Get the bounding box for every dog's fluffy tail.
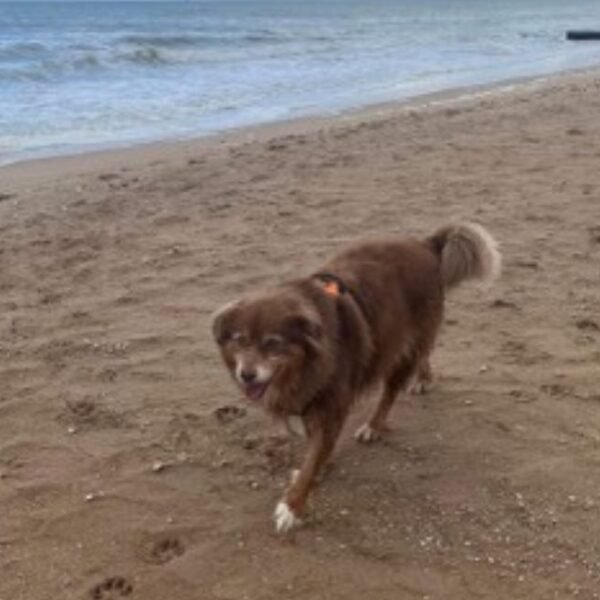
[427,222,501,289]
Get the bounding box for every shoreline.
[2,64,599,183]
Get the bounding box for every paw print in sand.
[213,404,246,424]
[149,536,185,565]
[89,576,133,599]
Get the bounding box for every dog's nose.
[240,368,257,384]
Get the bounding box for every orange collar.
[312,272,370,321]
[314,272,348,299]
[322,280,341,298]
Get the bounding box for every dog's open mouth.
[242,381,270,402]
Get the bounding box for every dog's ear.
[283,312,323,352]
[211,301,241,345]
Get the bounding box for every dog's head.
[211,290,327,413]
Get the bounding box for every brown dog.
[211,222,500,532]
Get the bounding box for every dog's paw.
[273,501,301,533]
[354,423,381,443]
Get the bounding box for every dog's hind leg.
[355,361,415,443]
[406,357,433,395]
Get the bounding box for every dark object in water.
[566,30,600,41]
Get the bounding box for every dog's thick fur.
[212,222,501,532]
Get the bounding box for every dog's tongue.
[244,382,267,402]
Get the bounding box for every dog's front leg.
[273,411,339,533]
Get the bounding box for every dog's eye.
[261,335,285,354]
[230,332,249,346]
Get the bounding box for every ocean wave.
[0,41,48,61]
[0,43,202,81]
[0,49,202,81]
[0,54,102,82]
[117,30,293,49]
[0,30,314,81]
[0,16,347,84]
[114,46,165,65]
[119,34,212,48]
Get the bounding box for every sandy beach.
[1,70,600,600]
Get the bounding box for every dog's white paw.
[354,423,381,443]
[274,501,301,533]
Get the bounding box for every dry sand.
[1,70,600,600]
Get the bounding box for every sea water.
[2,0,600,164]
